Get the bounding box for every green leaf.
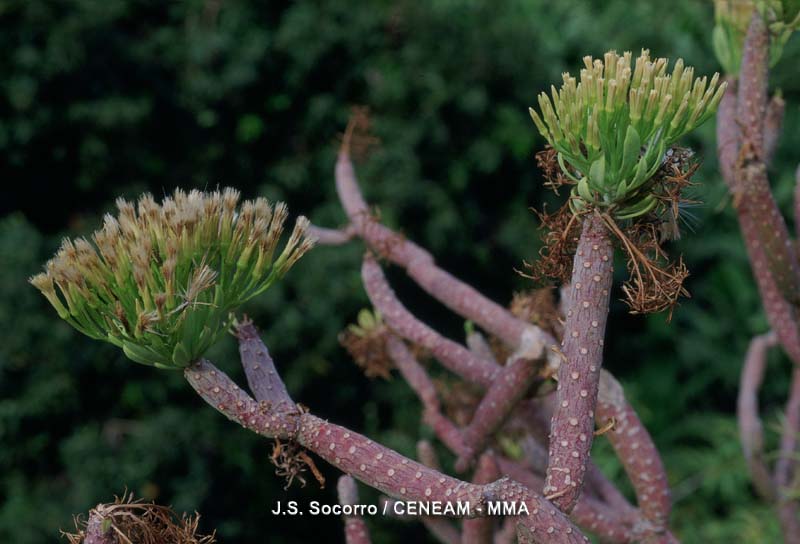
[621,125,642,179]
[588,156,606,189]
[577,177,594,203]
[615,194,658,219]
[631,154,652,189]
[172,341,193,367]
[122,341,162,367]
[616,180,629,200]
[557,152,582,182]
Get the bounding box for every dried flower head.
[30,188,315,369]
[529,49,725,219]
[339,308,392,379]
[509,288,563,339]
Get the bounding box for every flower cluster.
[30,189,315,368]
[529,49,726,219]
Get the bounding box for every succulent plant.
[30,188,314,369]
[529,49,726,219]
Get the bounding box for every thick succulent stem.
[362,253,499,386]
[389,332,642,542]
[237,319,293,406]
[763,95,785,167]
[719,14,800,544]
[737,16,769,158]
[338,476,372,544]
[717,80,800,366]
[364,254,551,471]
[514,397,640,522]
[496,456,635,544]
[336,475,372,544]
[717,78,740,189]
[795,164,800,241]
[736,208,800,365]
[336,147,552,353]
[467,330,499,364]
[463,453,501,544]
[456,357,543,471]
[735,14,800,306]
[544,213,613,513]
[332,126,674,539]
[185,356,588,542]
[596,371,672,536]
[414,441,464,544]
[308,223,356,246]
[385,334,470,456]
[776,368,800,544]
[738,332,778,501]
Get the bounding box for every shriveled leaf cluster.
[62,493,215,544]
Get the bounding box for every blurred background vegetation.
[1,0,798,542]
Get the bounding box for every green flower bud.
[529,49,725,219]
[30,189,315,369]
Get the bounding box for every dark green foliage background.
[1,1,798,542]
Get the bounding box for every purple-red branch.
[184,335,589,543]
[338,476,372,544]
[763,95,784,167]
[496,455,635,544]
[335,148,550,353]
[544,213,613,513]
[735,14,800,305]
[716,53,800,368]
[463,453,501,544]
[308,224,357,246]
[775,368,800,544]
[596,372,672,537]
[237,319,293,406]
[456,357,542,472]
[718,13,800,544]
[389,330,643,542]
[385,334,469,457]
[738,331,778,501]
[362,253,499,387]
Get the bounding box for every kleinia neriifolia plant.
[29,188,314,368]
[528,49,724,514]
[26,51,737,544]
